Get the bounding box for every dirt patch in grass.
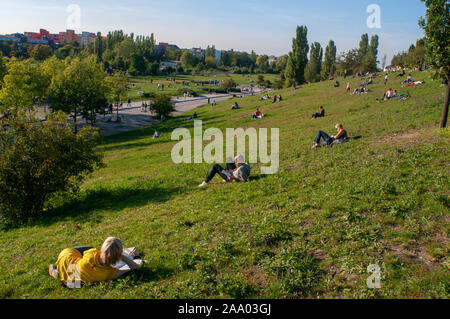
[242,265,269,290]
[383,241,439,270]
[377,126,439,148]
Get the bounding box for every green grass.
[0,71,449,299]
[127,73,279,101]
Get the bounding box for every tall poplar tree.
[321,40,337,80]
[285,26,309,86]
[304,42,323,83]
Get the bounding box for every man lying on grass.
[199,155,250,187]
[312,124,348,148]
[48,237,142,286]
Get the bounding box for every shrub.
[142,92,155,99]
[0,113,103,223]
[211,88,228,94]
[149,94,175,118]
[221,78,237,90]
[177,88,198,97]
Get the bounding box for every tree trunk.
[440,82,449,128]
[74,108,78,134]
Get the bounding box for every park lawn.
[0,71,448,299]
[127,73,280,102]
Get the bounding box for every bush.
[221,78,237,90]
[177,88,198,97]
[0,113,103,223]
[211,88,228,94]
[142,92,155,99]
[150,94,175,118]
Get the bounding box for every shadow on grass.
[32,185,183,228]
[249,175,268,182]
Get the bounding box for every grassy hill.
[0,71,448,299]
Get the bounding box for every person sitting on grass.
[198,155,250,187]
[231,102,239,110]
[48,237,142,285]
[385,88,395,100]
[334,81,340,88]
[312,124,348,148]
[252,108,265,119]
[402,74,414,84]
[312,106,325,119]
[153,129,160,139]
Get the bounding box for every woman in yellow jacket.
[48,237,141,285]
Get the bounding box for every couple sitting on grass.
[48,237,142,286]
[312,123,348,148]
[199,155,250,187]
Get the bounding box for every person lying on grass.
[312,106,325,119]
[402,80,425,88]
[199,155,250,187]
[48,237,142,285]
[251,109,265,119]
[312,124,348,148]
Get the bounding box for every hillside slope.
[0,71,448,299]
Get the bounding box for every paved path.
[37,87,270,137]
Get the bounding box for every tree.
[357,33,369,68]
[0,112,103,223]
[48,56,109,131]
[150,94,174,118]
[285,26,309,85]
[221,78,237,90]
[181,50,197,68]
[94,32,104,60]
[419,0,450,128]
[105,71,129,120]
[381,54,387,71]
[369,35,379,62]
[0,54,7,89]
[321,40,337,80]
[0,59,48,115]
[304,42,323,83]
[256,55,269,73]
[205,45,216,58]
[205,56,217,69]
[275,55,288,74]
[336,49,359,76]
[129,53,148,75]
[30,45,53,61]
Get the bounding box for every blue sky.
[0,0,427,63]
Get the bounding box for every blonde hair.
[336,124,343,129]
[235,155,245,164]
[100,237,123,266]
